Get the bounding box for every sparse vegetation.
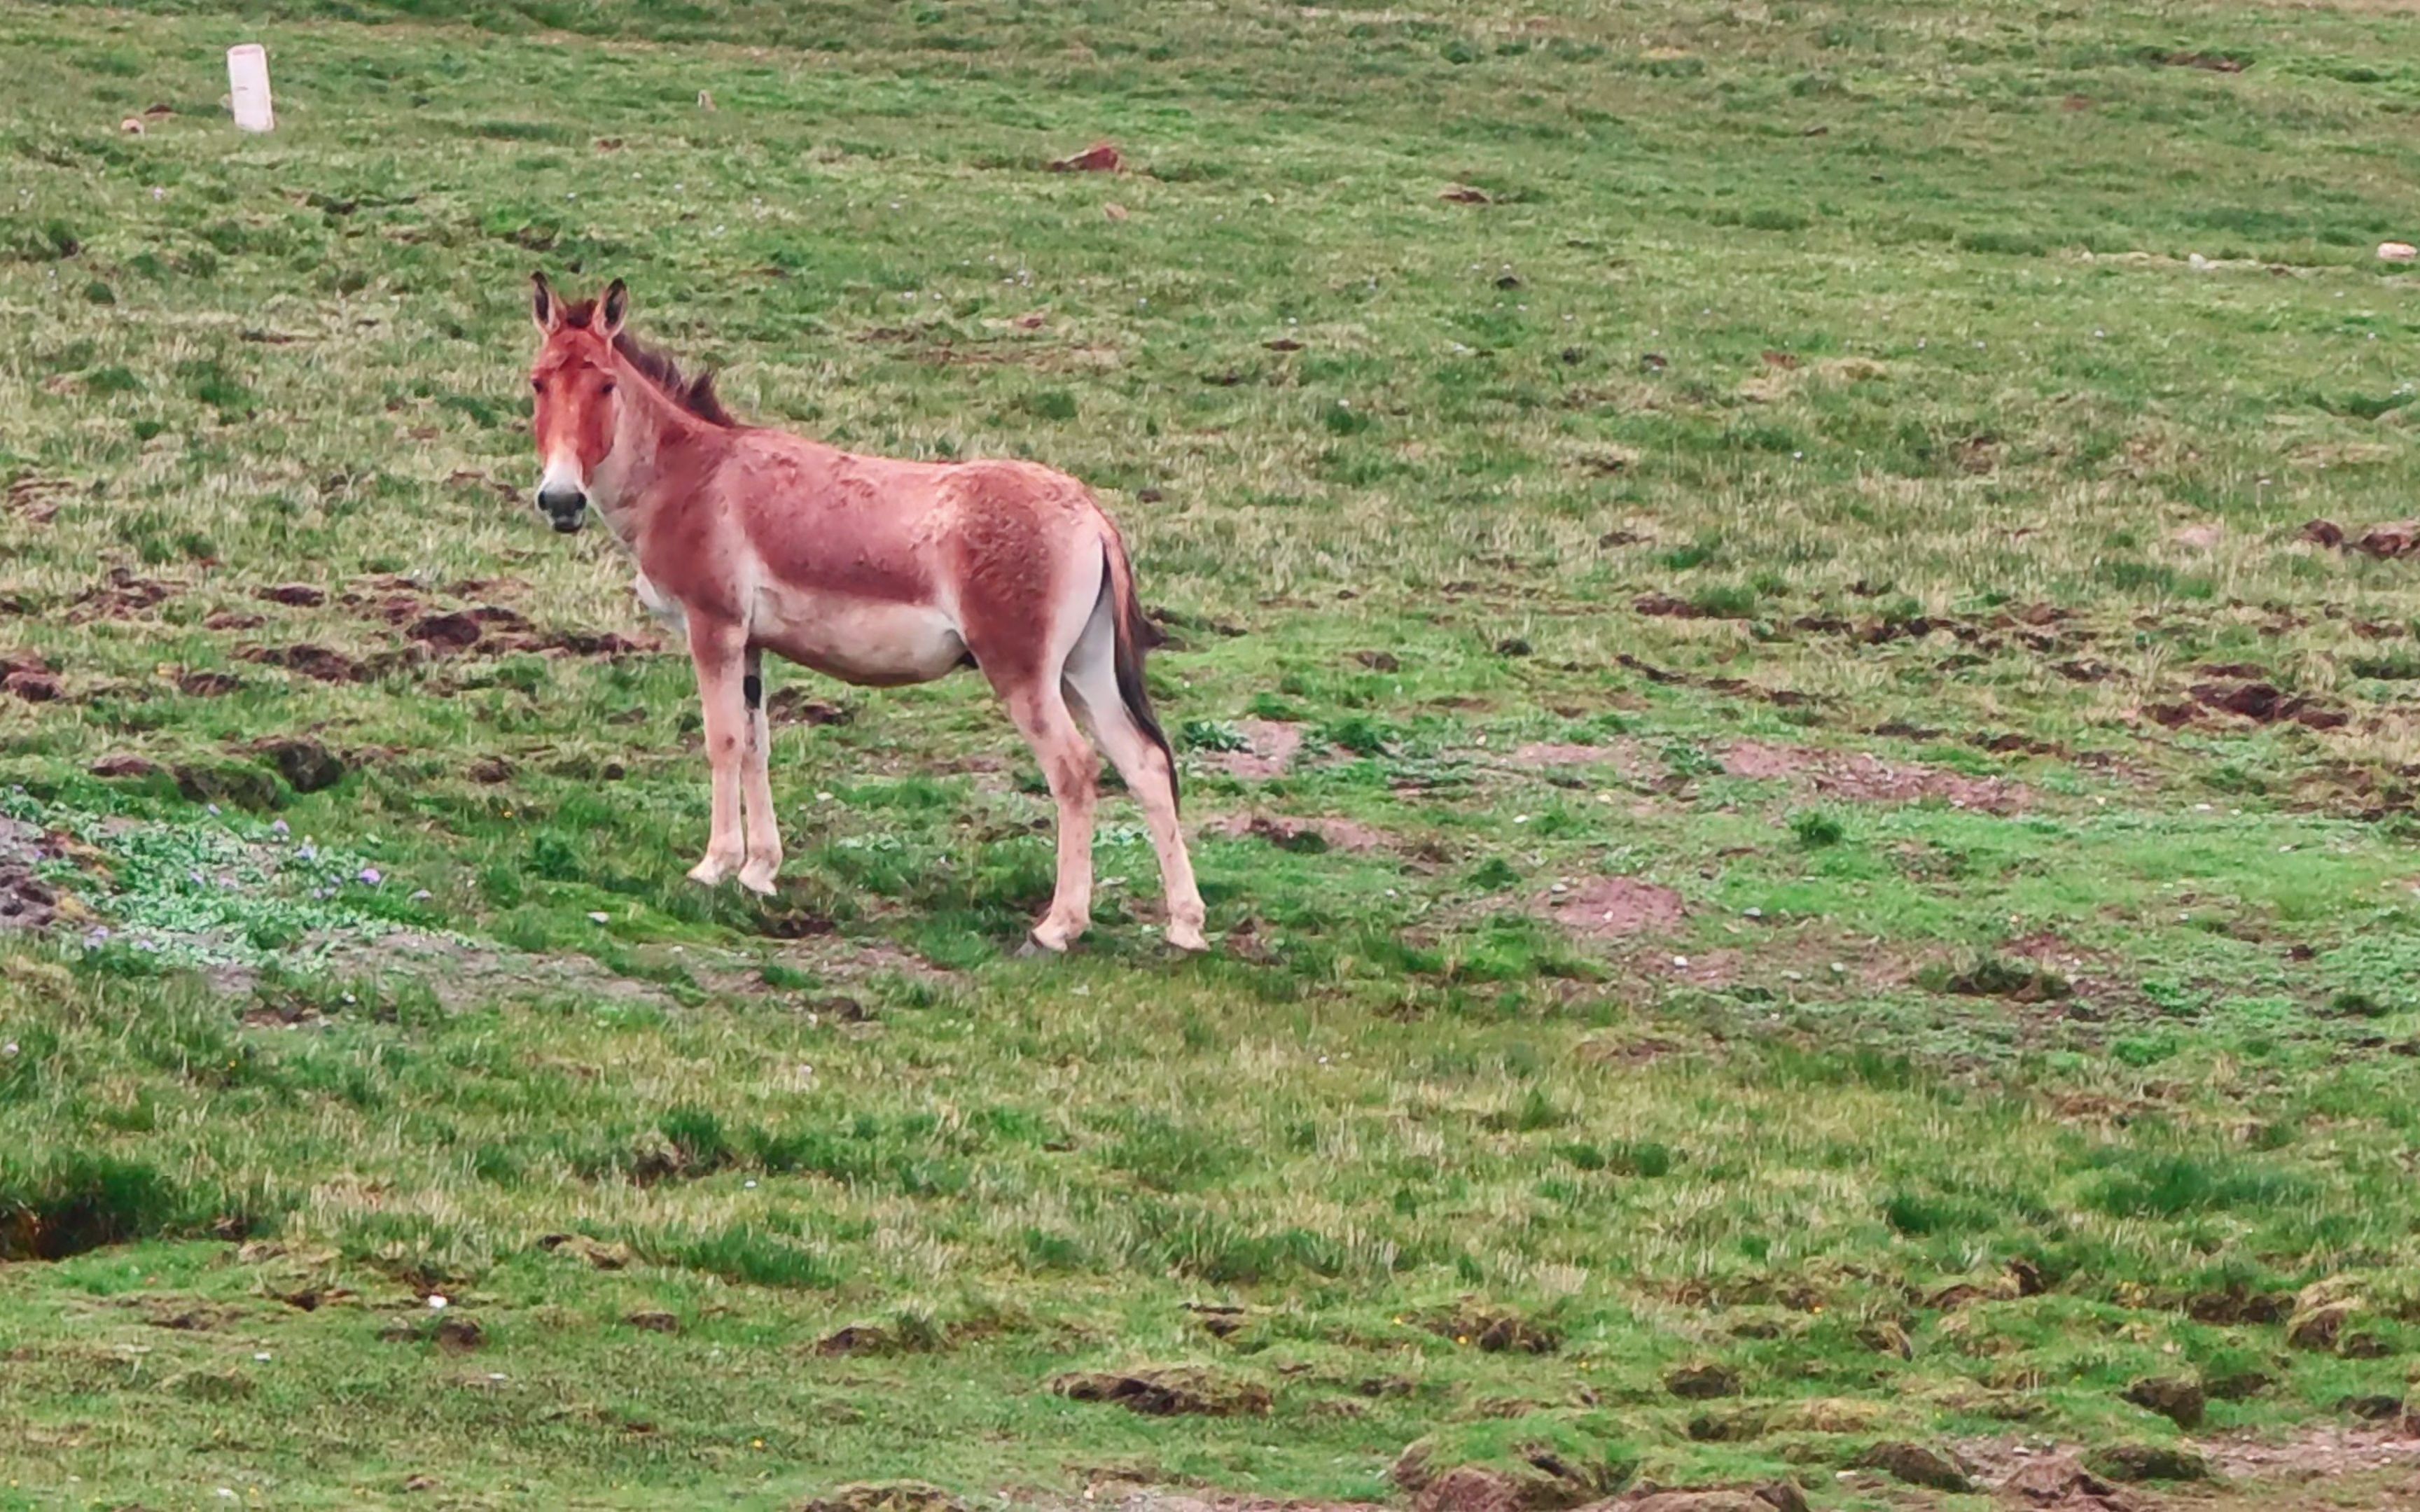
[4,0,2420,1507]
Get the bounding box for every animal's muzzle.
[536,486,587,534]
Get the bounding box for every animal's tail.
[1099,531,1178,812]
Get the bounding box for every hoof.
[737,863,779,897]
[1016,932,1064,959]
[686,856,737,886]
[1166,924,1211,954]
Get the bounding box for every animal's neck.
[589,358,713,544]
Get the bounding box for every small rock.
[2381,242,2417,262]
[257,583,327,606]
[625,1310,679,1334]
[1438,183,1492,204]
[120,117,145,135]
[2301,518,2346,547]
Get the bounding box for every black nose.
[536,487,587,532]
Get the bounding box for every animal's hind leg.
[999,680,1097,953]
[737,647,782,896]
[1063,611,1208,952]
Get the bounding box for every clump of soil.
[408,612,482,652]
[90,753,161,780]
[2083,1443,2209,1483]
[1050,1366,1270,1417]
[767,688,852,724]
[1392,1427,1632,1512]
[1201,812,1389,854]
[1921,958,2073,1003]
[241,643,363,683]
[1418,1301,1562,1354]
[1664,1363,1740,1400]
[2186,680,2346,730]
[244,736,345,794]
[1853,1441,1971,1492]
[177,670,242,697]
[1544,876,1685,939]
[2122,1376,2205,1429]
[3,652,60,703]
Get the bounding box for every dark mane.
[557,298,737,428]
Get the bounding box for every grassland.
[4,0,2420,1507]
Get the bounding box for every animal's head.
[527,272,629,534]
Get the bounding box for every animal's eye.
[531,377,543,391]
[599,381,616,396]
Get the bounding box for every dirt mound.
[1051,1366,1270,1417]
[1543,876,1685,939]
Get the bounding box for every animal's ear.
[598,278,630,339]
[531,270,559,333]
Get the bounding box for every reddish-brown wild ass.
[526,274,1206,953]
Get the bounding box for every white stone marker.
[228,44,274,132]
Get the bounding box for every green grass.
[4,0,2420,1506]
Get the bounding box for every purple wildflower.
[359,867,382,887]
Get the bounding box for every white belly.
[751,587,967,687]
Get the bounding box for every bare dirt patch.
[1509,741,1649,780]
[1542,876,1685,939]
[1201,812,1389,854]
[1959,1428,2420,1510]
[1722,741,2028,813]
[1209,719,1305,780]
[1720,743,1812,780]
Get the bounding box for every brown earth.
[1541,876,1686,939]
[1210,719,1306,780]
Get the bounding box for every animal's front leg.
[737,648,782,896]
[686,617,749,887]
